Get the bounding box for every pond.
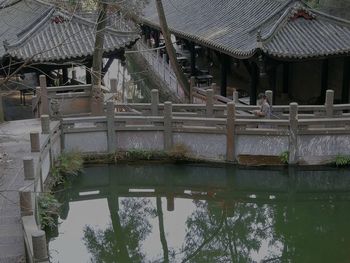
[49,164,350,262]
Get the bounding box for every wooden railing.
[137,41,185,98]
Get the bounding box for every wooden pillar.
[342,57,350,103]
[154,30,160,48]
[269,65,277,103]
[249,63,258,105]
[86,67,92,84]
[321,59,329,102]
[190,42,196,76]
[220,53,229,97]
[62,67,68,84]
[283,62,290,94]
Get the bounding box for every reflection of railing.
[20,116,61,263]
[137,41,184,98]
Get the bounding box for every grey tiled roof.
[0,0,139,62]
[141,0,350,59]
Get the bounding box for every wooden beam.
[283,62,289,94]
[249,62,258,105]
[321,59,329,102]
[190,42,196,76]
[342,57,350,103]
[220,53,230,97]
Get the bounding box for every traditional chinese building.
[0,0,139,85]
[140,0,350,104]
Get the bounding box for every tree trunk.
[155,0,190,101]
[156,197,169,263]
[91,1,108,115]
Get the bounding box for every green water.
[49,164,350,263]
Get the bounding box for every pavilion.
[0,0,139,86]
[140,0,350,104]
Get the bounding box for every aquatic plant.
[169,143,190,160]
[334,155,350,167]
[279,151,289,165]
[38,193,60,230]
[51,151,84,186]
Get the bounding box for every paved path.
[0,119,40,263]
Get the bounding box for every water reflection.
[50,164,350,262]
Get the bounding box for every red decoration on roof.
[51,15,67,24]
[290,10,316,21]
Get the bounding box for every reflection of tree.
[83,197,156,263]
[183,200,272,263]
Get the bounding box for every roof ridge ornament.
[256,29,263,49]
[289,3,316,21]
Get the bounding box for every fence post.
[110,78,118,93]
[151,89,159,116]
[206,89,214,118]
[32,230,49,262]
[226,102,236,162]
[41,115,50,134]
[289,102,298,165]
[30,132,40,152]
[107,101,116,153]
[23,157,35,180]
[19,188,32,216]
[325,89,334,117]
[233,89,239,104]
[265,90,273,106]
[164,101,173,151]
[39,75,49,116]
[190,76,196,103]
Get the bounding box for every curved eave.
[7,37,140,63]
[142,20,257,60]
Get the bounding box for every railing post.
[39,75,49,116]
[226,102,236,162]
[23,157,35,180]
[233,89,239,104]
[19,187,32,216]
[190,76,196,103]
[325,89,334,117]
[206,89,214,118]
[110,78,117,93]
[32,230,49,262]
[41,115,50,134]
[30,132,40,153]
[107,101,116,153]
[151,89,159,116]
[289,102,298,165]
[164,101,173,151]
[265,90,273,106]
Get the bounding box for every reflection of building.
[0,0,139,86]
[140,0,350,105]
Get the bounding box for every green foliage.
[279,151,289,165]
[51,151,84,186]
[334,155,350,167]
[38,193,60,230]
[126,149,155,160]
